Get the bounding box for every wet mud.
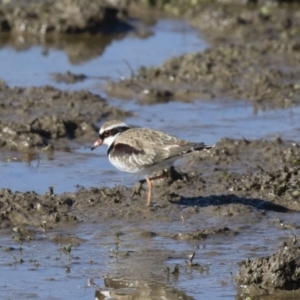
[0,82,129,151]
[107,1,300,109]
[1,0,300,299]
[106,42,300,108]
[1,138,299,228]
[52,71,87,84]
[0,0,132,34]
[1,138,300,298]
[237,246,300,294]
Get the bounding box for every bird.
[91,120,214,206]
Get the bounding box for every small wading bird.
[91,120,214,206]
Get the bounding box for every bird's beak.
[91,138,103,150]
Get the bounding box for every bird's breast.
[108,154,143,174]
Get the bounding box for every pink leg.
[145,177,152,206]
[145,171,168,206]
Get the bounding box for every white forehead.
[99,121,128,134]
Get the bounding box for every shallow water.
[1,18,300,299]
[0,19,207,89]
[1,210,298,299]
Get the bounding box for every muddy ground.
[107,3,300,108]
[1,137,300,228]
[0,0,132,34]
[1,0,300,298]
[237,246,300,295]
[0,82,129,152]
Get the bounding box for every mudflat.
[1,1,300,299]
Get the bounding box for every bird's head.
[91,120,129,150]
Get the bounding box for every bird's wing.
[113,128,205,169]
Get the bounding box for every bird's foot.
[163,167,185,184]
[131,179,146,197]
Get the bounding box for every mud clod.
[237,247,300,292]
[106,42,300,108]
[52,71,87,84]
[106,1,300,110]
[0,0,132,34]
[0,84,130,151]
[172,227,238,241]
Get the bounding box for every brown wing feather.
[110,143,145,155]
[113,128,206,169]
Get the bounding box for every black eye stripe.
[99,126,129,139]
[99,130,111,139]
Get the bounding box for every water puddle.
[0,19,207,89]
[0,211,298,299]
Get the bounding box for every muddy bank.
[237,246,300,295]
[0,82,129,152]
[106,1,300,109]
[196,138,300,211]
[138,0,300,45]
[105,41,300,108]
[1,138,299,230]
[0,0,132,34]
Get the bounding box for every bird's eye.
[104,130,111,137]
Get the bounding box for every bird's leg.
[145,171,169,206]
[166,166,185,182]
[145,177,152,207]
[132,171,170,206]
[131,178,146,197]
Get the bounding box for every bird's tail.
[181,143,214,155]
[193,143,215,151]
